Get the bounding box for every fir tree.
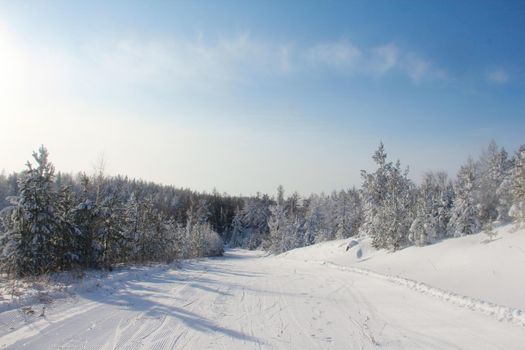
[448,159,481,237]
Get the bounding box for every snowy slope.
[1,233,525,349]
[281,223,525,311]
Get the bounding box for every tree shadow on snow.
[78,268,264,344]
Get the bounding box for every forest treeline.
[230,140,525,253]
[0,147,237,276]
[1,140,524,276]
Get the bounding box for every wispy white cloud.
[303,40,446,83]
[400,52,448,83]
[306,40,362,68]
[486,68,509,84]
[82,33,295,88]
[80,35,446,88]
[370,43,400,75]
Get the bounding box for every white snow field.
[1,226,525,349]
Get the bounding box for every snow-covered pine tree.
[382,160,415,250]
[0,196,23,276]
[268,186,288,253]
[281,191,305,250]
[241,196,272,249]
[361,142,389,238]
[448,159,481,237]
[148,211,169,262]
[361,143,414,250]
[409,172,452,246]
[228,207,245,247]
[97,190,127,267]
[476,141,511,224]
[303,194,326,246]
[509,145,525,226]
[124,191,141,258]
[72,174,100,268]
[334,188,363,239]
[0,146,61,275]
[54,185,83,270]
[162,218,184,261]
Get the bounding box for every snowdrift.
[280,223,525,324]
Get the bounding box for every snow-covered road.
[2,249,524,349]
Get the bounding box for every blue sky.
[0,1,524,195]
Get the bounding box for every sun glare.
[0,23,26,97]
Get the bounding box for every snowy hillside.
[281,223,525,311]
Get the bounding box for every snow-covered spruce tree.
[448,159,481,237]
[54,185,83,270]
[476,140,512,224]
[509,145,525,226]
[409,172,452,246]
[123,193,162,263]
[186,221,223,258]
[228,207,245,247]
[268,185,288,253]
[303,194,327,246]
[281,191,306,250]
[283,214,305,251]
[0,146,61,275]
[334,188,363,239]
[123,191,141,259]
[202,223,224,256]
[187,198,209,258]
[497,172,515,225]
[382,161,415,249]
[360,143,389,239]
[183,197,224,258]
[72,174,100,268]
[164,219,185,261]
[97,190,127,267]
[0,197,23,275]
[361,143,415,250]
[227,195,271,249]
[314,192,337,242]
[147,212,170,262]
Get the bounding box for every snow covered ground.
[281,223,525,311]
[1,226,525,349]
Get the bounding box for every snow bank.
[317,261,525,327]
[280,223,525,324]
[0,263,177,314]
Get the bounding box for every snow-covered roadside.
[0,262,178,314]
[280,223,525,324]
[314,261,525,327]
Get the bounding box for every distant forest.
[1,140,524,276]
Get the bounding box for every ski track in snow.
[1,249,525,349]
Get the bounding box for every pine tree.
[55,186,82,270]
[476,141,511,224]
[228,207,245,247]
[509,145,525,226]
[72,174,100,268]
[97,190,127,267]
[409,172,452,246]
[0,197,23,276]
[0,146,60,275]
[334,189,363,239]
[448,159,481,237]
[268,186,288,253]
[303,195,326,245]
[361,143,414,250]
